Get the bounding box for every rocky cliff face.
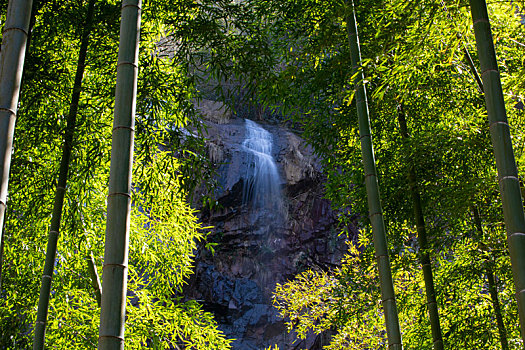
[186,101,353,349]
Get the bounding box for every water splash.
[242,119,283,216]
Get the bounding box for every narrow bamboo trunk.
[486,270,509,350]
[0,0,33,293]
[87,252,102,307]
[398,107,444,349]
[345,1,402,348]
[97,1,141,349]
[32,1,96,348]
[469,0,525,341]
[462,46,484,93]
[472,207,509,350]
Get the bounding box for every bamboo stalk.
[486,269,509,350]
[398,107,444,350]
[97,1,142,349]
[0,0,33,293]
[32,1,96,348]
[345,1,402,348]
[472,207,509,350]
[469,0,525,341]
[462,45,484,93]
[87,252,102,307]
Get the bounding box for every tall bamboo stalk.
[486,270,509,350]
[469,0,525,341]
[0,0,33,293]
[32,1,96,348]
[97,1,141,349]
[472,207,509,350]
[398,107,443,349]
[345,1,402,348]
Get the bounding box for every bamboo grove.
[0,0,523,349]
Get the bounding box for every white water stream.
[242,119,283,215]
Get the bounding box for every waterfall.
[242,119,283,216]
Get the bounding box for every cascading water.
[242,119,284,218]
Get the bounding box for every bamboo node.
[42,274,52,280]
[103,263,128,269]
[489,120,509,128]
[359,133,371,140]
[122,2,141,10]
[116,61,138,69]
[112,125,135,132]
[517,289,525,297]
[364,173,377,178]
[509,232,525,239]
[489,121,508,129]
[473,18,489,25]
[107,192,131,199]
[369,211,382,218]
[98,334,125,341]
[2,26,28,36]
[482,68,499,76]
[498,175,518,184]
[36,320,45,325]
[0,107,16,116]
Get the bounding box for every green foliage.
[274,226,520,349]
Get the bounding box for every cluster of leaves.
[274,226,519,349]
